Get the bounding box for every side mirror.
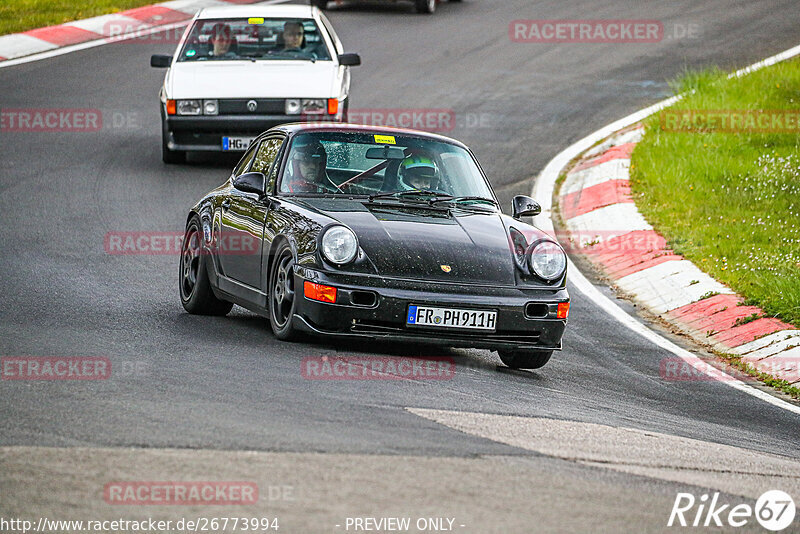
[337,53,361,67]
[233,172,266,196]
[150,54,172,68]
[512,195,541,220]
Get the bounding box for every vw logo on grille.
[246,100,258,112]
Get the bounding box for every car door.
[218,135,285,289]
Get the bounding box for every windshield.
[177,18,332,62]
[279,132,495,201]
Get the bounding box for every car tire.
[416,0,436,13]
[311,0,327,9]
[162,121,185,164]
[497,349,553,370]
[269,241,300,341]
[179,216,233,316]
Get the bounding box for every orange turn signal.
[304,281,337,303]
[166,99,177,115]
[557,302,570,319]
[327,98,339,115]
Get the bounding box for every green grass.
[0,0,159,35]
[631,58,800,327]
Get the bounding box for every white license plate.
[222,136,254,151]
[407,305,497,331]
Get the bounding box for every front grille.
[218,99,286,115]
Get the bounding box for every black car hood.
[299,198,516,285]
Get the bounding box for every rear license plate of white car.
[222,136,254,151]
[406,305,497,331]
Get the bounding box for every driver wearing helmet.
[282,138,327,193]
[399,155,439,191]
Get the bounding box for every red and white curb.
[558,127,798,385]
[533,44,800,414]
[0,0,288,65]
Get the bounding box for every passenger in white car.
[282,21,305,51]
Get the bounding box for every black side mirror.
[338,53,361,67]
[233,172,266,196]
[512,195,541,220]
[150,54,172,68]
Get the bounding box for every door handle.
[221,200,231,210]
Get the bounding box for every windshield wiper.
[367,189,452,210]
[368,190,454,203]
[429,196,498,207]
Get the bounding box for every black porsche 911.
[179,123,569,369]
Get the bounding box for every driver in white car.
[209,23,237,58]
[282,21,305,51]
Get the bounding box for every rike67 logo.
[668,490,795,531]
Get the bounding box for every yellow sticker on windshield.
[374,135,396,145]
[248,17,265,24]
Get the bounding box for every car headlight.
[321,226,358,265]
[285,99,302,115]
[528,241,566,281]
[177,100,202,116]
[203,99,218,115]
[301,99,326,115]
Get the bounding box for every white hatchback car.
[150,5,360,163]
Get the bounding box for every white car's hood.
[167,61,341,99]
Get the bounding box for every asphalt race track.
[1,0,799,531]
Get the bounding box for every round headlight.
[203,99,218,115]
[529,241,566,281]
[321,226,358,265]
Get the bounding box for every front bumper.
[164,114,342,151]
[293,268,569,351]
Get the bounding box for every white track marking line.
[0,0,291,69]
[532,45,800,416]
[0,34,58,59]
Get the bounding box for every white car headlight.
[321,226,358,265]
[301,99,326,115]
[528,241,566,281]
[177,100,202,116]
[203,99,218,115]
[285,99,302,115]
